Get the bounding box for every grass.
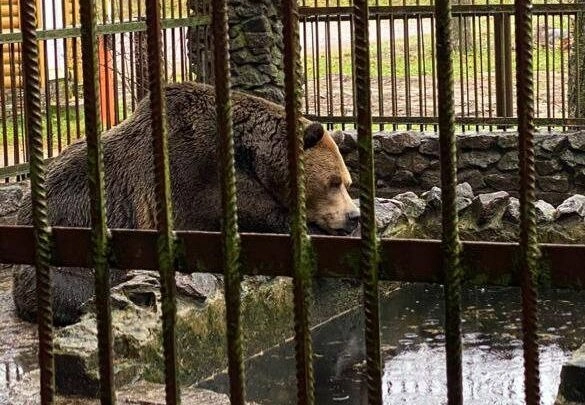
[303,23,568,82]
[1,105,86,161]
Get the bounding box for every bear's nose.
[344,209,360,232]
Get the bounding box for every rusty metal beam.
[1,226,584,289]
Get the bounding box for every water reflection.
[199,283,585,405]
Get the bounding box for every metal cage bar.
[515,0,542,402]
[78,0,116,402]
[210,0,246,402]
[18,0,55,403]
[282,0,316,401]
[353,0,383,403]
[145,0,180,402]
[434,0,465,403]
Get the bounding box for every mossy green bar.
[434,0,465,402]
[282,0,316,402]
[353,0,383,403]
[78,0,116,403]
[18,0,55,403]
[145,0,180,403]
[210,0,246,403]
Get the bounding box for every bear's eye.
[329,176,342,189]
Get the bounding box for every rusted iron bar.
[211,0,246,402]
[145,0,179,402]
[353,0,382,402]
[18,0,55,403]
[78,0,116,402]
[435,0,464,401]
[282,0,316,400]
[515,0,542,400]
[3,227,585,289]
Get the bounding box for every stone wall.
[187,0,285,104]
[335,130,585,205]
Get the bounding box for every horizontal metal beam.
[0,225,583,289]
[0,16,209,44]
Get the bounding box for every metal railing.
[1,0,585,404]
[299,2,585,131]
[0,0,203,178]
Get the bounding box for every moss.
[142,278,297,384]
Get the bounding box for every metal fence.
[0,0,200,178]
[1,0,585,404]
[2,1,585,179]
[299,2,585,131]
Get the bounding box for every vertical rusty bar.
[210,0,245,403]
[354,0,382,403]
[503,15,513,118]
[435,0,464,402]
[282,0,315,402]
[515,0,542,400]
[494,13,506,118]
[78,0,116,403]
[145,0,180,403]
[18,0,55,403]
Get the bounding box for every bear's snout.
[342,209,360,234]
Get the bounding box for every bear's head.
[303,122,360,235]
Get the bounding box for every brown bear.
[13,81,359,325]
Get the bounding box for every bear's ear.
[303,122,324,150]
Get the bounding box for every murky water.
[0,268,39,404]
[200,283,585,405]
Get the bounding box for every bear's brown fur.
[12,81,359,325]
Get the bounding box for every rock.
[374,200,405,230]
[567,132,585,151]
[574,168,585,187]
[458,151,501,169]
[555,195,585,221]
[420,170,441,190]
[541,134,567,152]
[422,187,442,210]
[505,197,520,223]
[498,133,519,149]
[472,191,510,225]
[561,149,585,167]
[535,159,562,176]
[378,132,421,154]
[0,185,23,216]
[374,153,396,180]
[396,152,430,174]
[234,64,271,87]
[497,151,519,171]
[242,15,271,33]
[458,169,486,191]
[354,198,406,230]
[390,170,417,186]
[485,173,520,191]
[419,137,440,156]
[176,273,220,301]
[538,174,570,193]
[457,182,474,200]
[557,343,585,403]
[535,200,556,223]
[334,130,358,154]
[391,192,427,219]
[458,134,497,150]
